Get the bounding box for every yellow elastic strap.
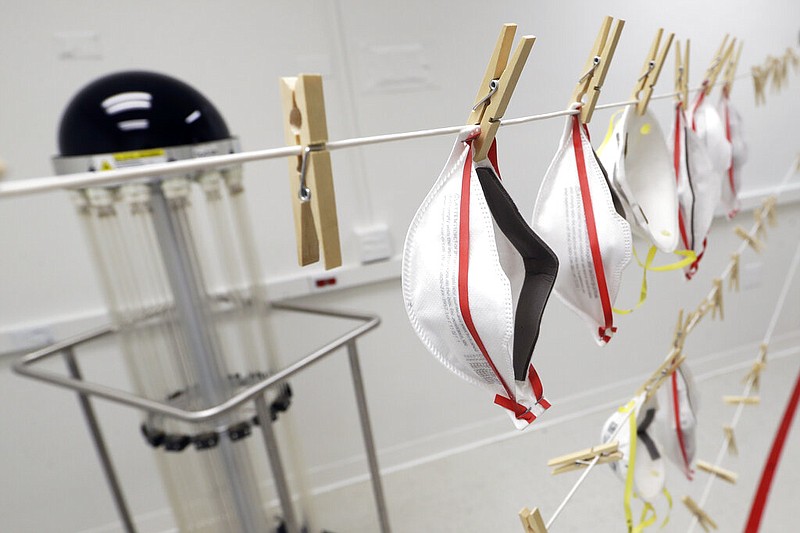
[613,246,699,315]
[597,110,624,156]
[623,403,638,533]
[634,246,698,272]
[613,246,657,315]
[659,488,673,529]
[634,502,657,533]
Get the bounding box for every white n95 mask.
[532,109,631,345]
[402,126,559,429]
[656,363,699,480]
[717,91,748,218]
[601,393,666,503]
[678,92,732,277]
[598,106,679,253]
[670,102,718,279]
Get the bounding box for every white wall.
[1,1,799,532]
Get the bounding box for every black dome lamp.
[53,70,239,175]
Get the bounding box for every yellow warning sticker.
[113,148,166,161]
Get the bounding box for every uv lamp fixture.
[54,71,287,533]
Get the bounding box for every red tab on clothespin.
[280,74,342,270]
[468,24,535,162]
[723,425,738,457]
[729,253,741,292]
[710,278,724,320]
[632,28,674,115]
[734,226,762,253]
[570,15,626,124]
[696,460,738,484]
[519,507,548,533]
[682,496,718,531]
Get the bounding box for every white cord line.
[0,76,737,200]
[546,158,800,531]
[687,238,800,533]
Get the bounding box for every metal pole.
[149,184,265,532]
[254,395,300,533]
[346,341,391,533]
[62,348,137,533]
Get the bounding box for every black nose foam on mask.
[476,167,559,381]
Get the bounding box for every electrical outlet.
[355,224,393,264]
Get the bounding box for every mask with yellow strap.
[598,107,697,314]
[602,393,673,532]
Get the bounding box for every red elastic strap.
[457,137,512,399]
[685,238,707,280]
[487,139,501,178]
[674,105,692,251]
[690,88,706,132]
[570,115,615,342]
[671,371,694,480]
[722,97,738,217]
[493,364,551,423]
[744,367,800,532]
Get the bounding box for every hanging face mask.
[598,106,680,253]
[671,102,719,279]
[532,109,631,345]
[601,393,666,504]
[717,92,748,219]
[403,126,559,429]
[656,363,699,480]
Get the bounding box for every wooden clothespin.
[682,496,718,532]
[762,195,777,226]
[632,28,674,115]
[672,309,687,349]
[696,460,738,484]
[675,39,691,108]
[519,507,548,533]
[547,441,622,475]
[570,16,625,124]
[752,65,767,106]
[753,207,767,240]
[742,361,766,392]
[467,24,535,162]
[280,74,342,270]
[723,395,760,405]
[758,342,768,365]
[786,48,800,72]
[722,41,744,95]
[703,35,736,95]
[638,350,687,402]
[710,278,724,320]
[734,226,762,252]
[723,425,738,456]
[729,253,741,292]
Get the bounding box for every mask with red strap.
[403,126,559,429]
[671,100,719,280]
[656,363,699,480]
[532,105,632,345]
[717,89,748,219]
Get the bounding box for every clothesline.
[0,75,746,200]
[544,156,800,531]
